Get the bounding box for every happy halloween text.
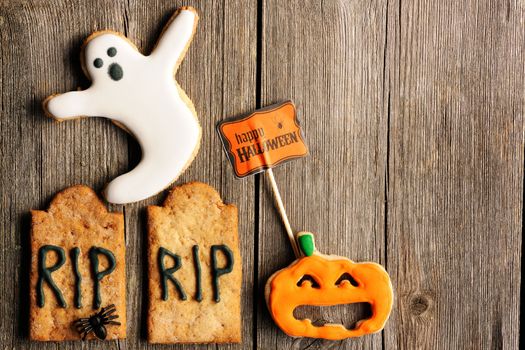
[234,128,301,163]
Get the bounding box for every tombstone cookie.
[147,182,242,343]
[43,7,201,204]
[30,185,126,341]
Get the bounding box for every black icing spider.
[74,304,121,340]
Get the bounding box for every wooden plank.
[0,4,43,349]
[0,0,257,349]
[257,1,389,349]
[122,0,257,349]
[1,1,128,349]
[384,0,524,348]
[2,0,523,349]
[40,1,129,348]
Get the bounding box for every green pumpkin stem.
[297,232,315,257]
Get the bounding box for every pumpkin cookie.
[147,182,242,343]
[29,185,126,341]
[265,232,393,340]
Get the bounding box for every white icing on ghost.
[44,7,201,204]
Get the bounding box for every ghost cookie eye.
[107,47,117,57]
[93,58,103,68]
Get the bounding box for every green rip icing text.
[36,245,117,309]
[158,244,234,303]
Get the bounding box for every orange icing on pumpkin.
[267,254,393,340]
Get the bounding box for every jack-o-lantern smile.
[265,232,393,340]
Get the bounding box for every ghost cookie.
[30,185,126,341]
[265,232,393,340]
[147,182,242,343]
[43,7,202,204]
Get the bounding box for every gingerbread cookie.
[43,7,201,204]
[147,182,242,343]
[265,232,393,340]
[30,185,126,341]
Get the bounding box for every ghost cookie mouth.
[108,63,123,81]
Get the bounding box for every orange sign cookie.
[217,101,308,178]
[265,232,393,340]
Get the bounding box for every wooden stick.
[265,168,301,258]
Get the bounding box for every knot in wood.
[409,294,430,316]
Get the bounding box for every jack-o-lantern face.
[266,253,393,340]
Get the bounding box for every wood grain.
[384,0,524,349]
[0,0,523,349]
[257,1,389,349]
[1,1,129,349]
[121,1,256,349]
[0,0,256,349]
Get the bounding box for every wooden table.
[1,1,523,349]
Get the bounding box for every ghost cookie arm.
[44,89,102,120]
[151,7,198,71]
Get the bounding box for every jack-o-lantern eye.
[297,274,320,288]
[335,272,359,287]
